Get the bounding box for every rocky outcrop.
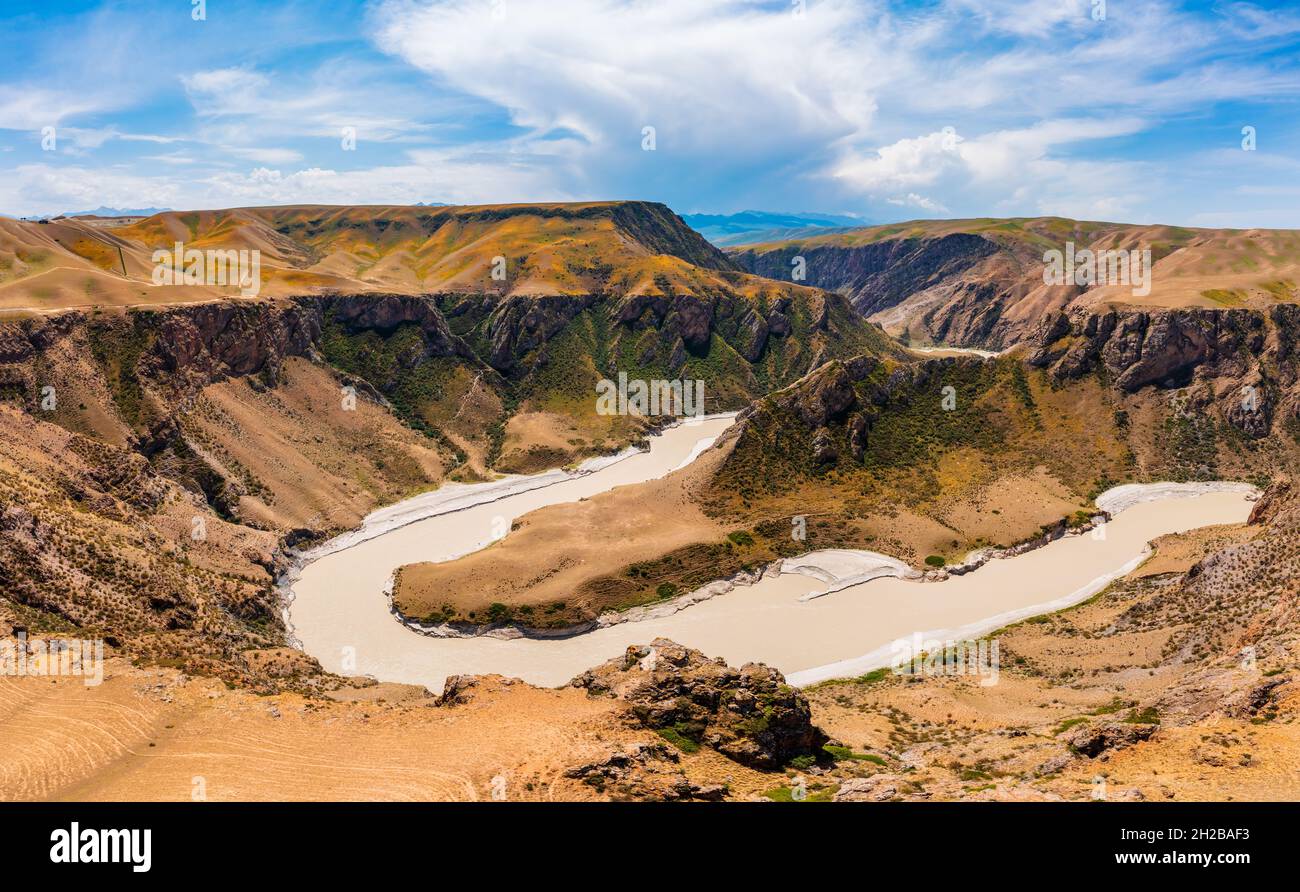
[1248,479,1292,525]
[485,294,596,371]
[563,742,727,801]
[436,674,480,707]
[834,774,912,802]
[1027,305,1300,438]
[572,638,828,769]
[1222,677,1289,719]
[730,353,974,469]
[605,201,739,272]
[1067,722,1158,758]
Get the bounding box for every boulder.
[1068,722,1157,758]
[834,774,911,802]
[572,638,828,769]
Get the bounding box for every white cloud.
[947,0,1094,38]
[831,130,963,192]
[0,88,110,132]
[224,146,305,165]
[3,0,1298,222]
[371,0,894,163]
[831,119,1150,220]
[183,69,271,116]
[182,62,442,146]
[887,193,948,213]
[196,144,570,207]
[366,0,1282,218]
[0,163,184,215]
[0,143,569,216]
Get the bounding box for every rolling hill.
[1,201,745,311]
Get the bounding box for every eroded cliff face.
[733,233,998,314]
[0,282,899,674]
[728,219,1300,354]
[0,297,485,680]
[0,294,473,400]
[707,300,1300,537]
[730,233,1056,349]
[0,283,896,526]
[1027,305,1300,439]
[434,284,899,401]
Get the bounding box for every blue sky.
[1,0,1298,226]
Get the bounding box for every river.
[285,415,1255,691]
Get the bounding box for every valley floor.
[3,512,1295,803]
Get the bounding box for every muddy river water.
[286,415,1255,691]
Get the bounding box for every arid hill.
[394,304,1300,631]
[2,201,746,310]
[729,217,1300,349]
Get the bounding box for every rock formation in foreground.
[571,638,828,769]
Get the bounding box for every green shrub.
[727,530,756,547]
[854,667,891,684]
[655,726,700,754]
[823,745,886,765]
[1124,706,1160,725]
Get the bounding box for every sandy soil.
[0,659,646,801]
[185,357,451,531]
[395,438,731,618]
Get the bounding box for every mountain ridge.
[730,216,1300,349]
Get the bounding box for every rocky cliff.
[730,229,1048,348]
[730,217,1300,351]
[1026,304,1300,439]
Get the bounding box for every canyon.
[1,202,1297,801]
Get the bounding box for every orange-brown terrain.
[1,483,1295,801]
[731,217,1300,349]
[2,204,1299,801]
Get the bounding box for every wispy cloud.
[0,0,1297,222]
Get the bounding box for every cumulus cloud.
[371,0,894,162]
[831,118,1150,219]
[364,0,1296,217]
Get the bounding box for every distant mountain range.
[682,210,871,246]
[61,206,172,218]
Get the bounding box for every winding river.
[285,415,1256,691]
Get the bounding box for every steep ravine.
[729,232,1048,349]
